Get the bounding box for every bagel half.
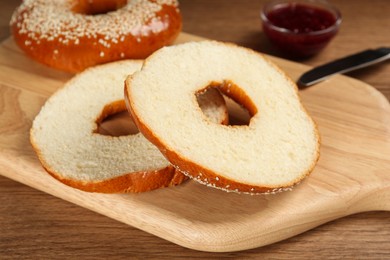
[30,60,228,193]
[125,41,320,194]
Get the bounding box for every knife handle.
[298,47,390,88]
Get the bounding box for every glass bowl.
[261,0,342,58]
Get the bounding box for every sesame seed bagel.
[10,0,182,73]
[125,41,320,195]
[30,60,228,193]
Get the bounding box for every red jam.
[262,2,340,58]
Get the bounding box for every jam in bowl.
[261,0,342,58]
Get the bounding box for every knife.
[298,47,390,88]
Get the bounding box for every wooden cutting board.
[0,33,389,252]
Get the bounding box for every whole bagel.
[10,0,182,72]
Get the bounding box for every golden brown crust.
[45,163,187,193]
[11,1,182,72]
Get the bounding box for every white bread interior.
[30,60,228,193]
[125,41,320,194]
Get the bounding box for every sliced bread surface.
[30,60,228,193]
[125,41,320,194]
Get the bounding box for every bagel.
[125,41,320,194]
[30,60,228,193]
[10,0,182,72]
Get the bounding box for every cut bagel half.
[125,41,320,194]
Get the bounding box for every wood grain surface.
[1,0,390,258]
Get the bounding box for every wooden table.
[1,0,389,258]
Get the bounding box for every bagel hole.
[95,101,139,137]
[223,95,252,126]
[197,81,255,126]
[72,0,126,15]
[98,111,139,136]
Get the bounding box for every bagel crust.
[125,41,321,195]
[10,0,182,72]
[39,154,186,193]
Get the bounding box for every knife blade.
[298,47,390,88]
